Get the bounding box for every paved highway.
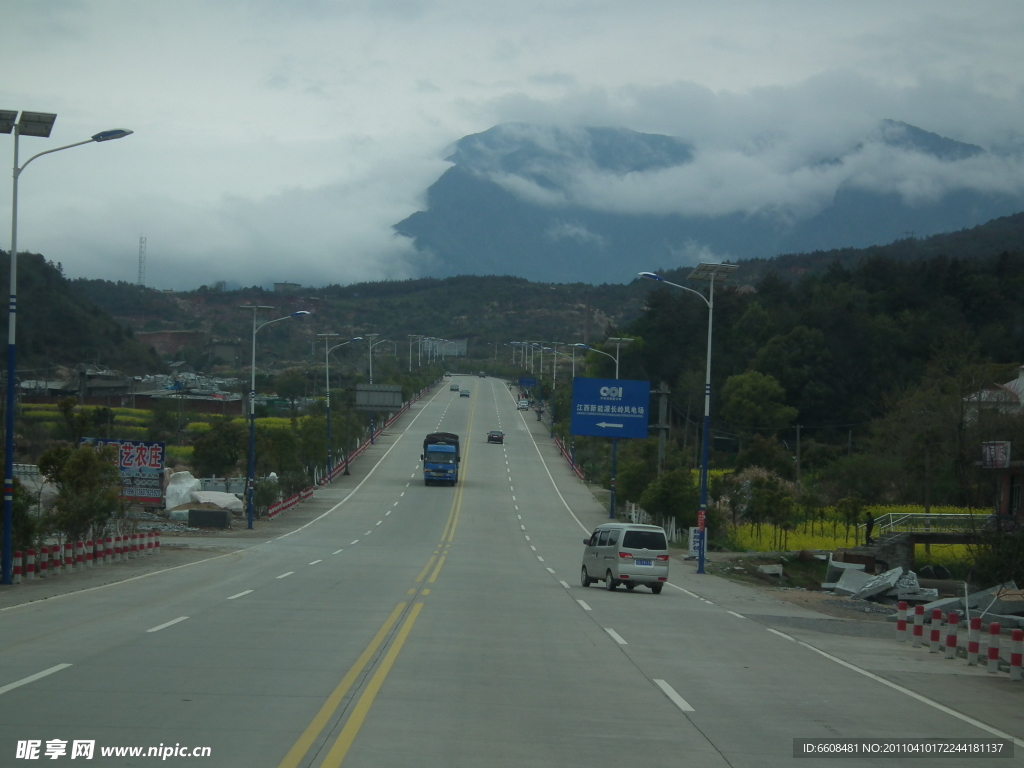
[1,377,1022,766]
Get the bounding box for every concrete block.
[834,568,874,596]
[187,508,232,529]
[964,581,1018,609]
[920,596,963,614]
[856,566,903,600]
[826,560,866,584]
[757,564,783,577]
[896,588,939,602]
[984,589,1024,617]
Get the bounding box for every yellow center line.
[275,602,407,768]
[319,602,425,768]
[427,554,446,583]
[414,554,437,583]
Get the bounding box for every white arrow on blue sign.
[570,378,650,439]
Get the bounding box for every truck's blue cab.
[422,432,460,486]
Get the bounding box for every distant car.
[460,390,471,397]
[487,430,504,444]
[478,371,486,378]
[517,399,529,410]
[450,384,460,391]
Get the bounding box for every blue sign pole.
[609,438,617,519]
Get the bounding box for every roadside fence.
[893,599,1024,680]
[10,531,161,585]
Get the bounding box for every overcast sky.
[3,1,1024,289]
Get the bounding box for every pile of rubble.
[823,560,940,603]
[886,581,1024,629]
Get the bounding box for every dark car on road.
[487,430,504,444]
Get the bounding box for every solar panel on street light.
[17,112,57,138]
[0,111,18,134]
[688,262,738,281]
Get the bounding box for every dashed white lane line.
[512,496,516,501]
[365,530,373,535]
[576,600,592,611]
[333,549,343,555]
[524,535,531,541]
[558,580,570,588]
[376,521,382,526]
[406,483,410,487]
[514,505,519,511]
[546,567,555,574]
[530,546,537,551]
[517,515,521,519]
[538,556,546,562]
[350,540,359,545]
[726,610,745,619]
[227,590,253,600]
[400,491,406,497]
[310,560,323,565]
[393,501,399,506]
[520,524,526,530]
[276,572,294,579]
[604,628,628,645]
[0,664,72,696]
[654,679,695,712]
[147,617,189,633]
[386,511,391,516]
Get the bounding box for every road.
[1,376,1022,766]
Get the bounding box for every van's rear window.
[622,531,667,550]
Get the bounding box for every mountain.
[395,121,1024,284]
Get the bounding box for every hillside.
[0,253,165,375]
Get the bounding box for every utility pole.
[137,236,146,286]
[653,381,671,477]
[795,424,802,487]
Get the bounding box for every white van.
[581,524,669,593]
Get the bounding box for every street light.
[319,334,361,478]
[408,335,422,372]
[640,263,737,574]
[1,110,132,585]
[241,306,310,530]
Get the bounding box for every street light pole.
[319,335,361,479]
[241,306,310,530]
[1,111,132,584]
[640,264,737,574]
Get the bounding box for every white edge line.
[276,571,294,579]
[276,384,445,539]
[726,610,745,619]
[604,627,628,645]
[226,590,253,600]
[0,664,72,696]
[576,599,592,611]
[0,550,238,613]
[766,628,795,642]
[665,583,700,598]
[147,616,189,633]
[653,679,695,712]
[795,639,1024,748]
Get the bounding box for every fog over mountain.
[396,121,1024,284]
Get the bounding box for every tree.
[720,371,798,433]
[275,369,307,413]
[192,418,246,477]
[38,444,123,542]
[638,468,699,529]
[57,398,90,443]
[734,435,795,480]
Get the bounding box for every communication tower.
[137,236,147,286]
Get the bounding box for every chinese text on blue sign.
[81,438,166,505]
[570,378,650,439]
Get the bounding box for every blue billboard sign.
[570,378,650,439]
[518,377,537,388]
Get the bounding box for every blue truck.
[421,432,460,486]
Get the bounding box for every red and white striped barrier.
[929,608,942,653]
[895,601,908,642]
[105,537,112,564]
[85,540,94,569]
[38,546,48,579]
[155,531,161,555]
[987,623,1001,673]
[75,541,85,570]
[944,612,959,659]
[12,551,21,584]
[146,532,153,556]
[25,548,35,581]
[968,617,981,665]
[1011,629,1023,681]
[114,536,122,562]
[911,605,924,648]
